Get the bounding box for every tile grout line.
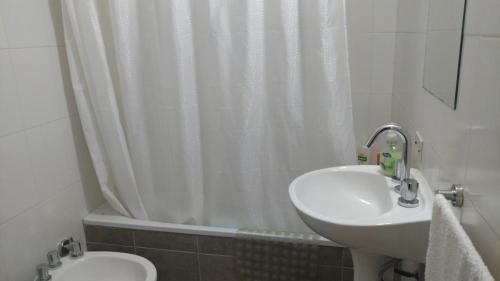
[0,113,77,140]
[0,44,65,50]
[131,245,197,255]
[86,241,134,248]
[198,252,233,258]
[196,237,203,281]
[132,231,136,254]
[340,249,344,281]
[0,183,78,230]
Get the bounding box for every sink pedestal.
[350,249,390,281]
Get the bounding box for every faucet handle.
[398,178,419,208]
[47,250,61,269]
[67,239,84,258]
[59,237,84,258]
[36,263,52,281]
[403,178,419,200]
[392,160,406,193]
[395,160,405,180]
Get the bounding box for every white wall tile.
[0,260,4,281]
[351,93,370,144]
[0,208,46,281]
[25,118,80,202]
[465,129,500,232]
[419,143,441,189]
[0,14,7,48]
[462,198,500,279]
[392,33,426,106]
[348,33,372,93]
[396,0,429,32]
[38,186,86,252]
[0,0,63,48]
[0,50,23,136]
[10,47,70,128]
[426,0,465,30]
[0,178,101,281]
[371,33,395,93]
[465,0,500,37]
[346,0,374,33]
[0,132,37,225]
[373,0,399,32]
[368,93,392,132]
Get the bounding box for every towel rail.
[436,184,464,207]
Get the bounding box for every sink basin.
[289,165,433,262]
[36,252,156,281]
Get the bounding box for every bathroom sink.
[37,252,156,281]
[289,165,433,262]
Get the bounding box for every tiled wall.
[84,224,354,281]
[391,0,500,278]
[0,0,103,280]
[346,0,398,145]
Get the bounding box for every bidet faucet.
[365,123,419,208]
[58,237,84,258]
[66,238,84,258]
[36,264,52,281]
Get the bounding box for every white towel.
[425,195,494,281]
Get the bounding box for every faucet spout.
[365,123,419,208]
[365,123,409,180]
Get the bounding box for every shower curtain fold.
[62,0,356,232]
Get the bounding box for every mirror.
[423,0,467,109]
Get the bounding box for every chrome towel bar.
[436,184,464,207]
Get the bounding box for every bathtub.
[84,204,352,281]
[84,203,339,247]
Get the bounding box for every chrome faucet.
[66,238,84,258]
[57,237,84,258]
[36,264,52,281]
[365,123,419,208]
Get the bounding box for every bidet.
[35,240,156,281]
[35,252,156,281]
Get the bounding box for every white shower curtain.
[62,0,356,232]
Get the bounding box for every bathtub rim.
[84,203,340,247]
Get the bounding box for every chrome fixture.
[36,264,52,281]
[47,250,62,269]
[366,123,419,208]
[58,237,84,258]
[436,184,464,207]
[67,238,84,258]
[398,178,420,208]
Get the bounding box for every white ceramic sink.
[289,165,433,262]
[36,252,156,281]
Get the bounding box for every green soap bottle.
[380,133,402,177]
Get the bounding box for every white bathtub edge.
[84,203,340,246]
